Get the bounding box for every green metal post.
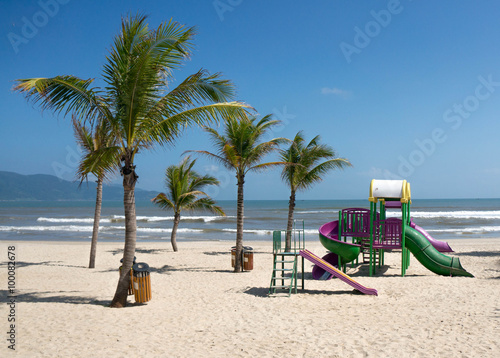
[401,202,407,276]
[369,201,375,276]
[337,210,343,270]
[406,202,411,270]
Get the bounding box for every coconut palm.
[14,14,250,307]
[72,117,118,269]
[280,131,352,250]
[152,156,225,252]
[190,114,285,271]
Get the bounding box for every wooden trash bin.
[243,246,254,271]
[132,262,152,303]
[231,246,253,271]
[119,256,136,295]
[231,246,236,268]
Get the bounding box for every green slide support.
[404,227,473,277]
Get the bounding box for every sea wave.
[37,217,112,224]
[0,225,95,232]
[111,215,233,223]
[136,227,204,234]
[36,215,233,224]
[296,209,500,220]
[295,210,339,214]
[387,210,500,220]
[0,225,204,234]
[426,226,500,233]
[304,229,320,235]
[222,228,273,235]
[269,229,319,235]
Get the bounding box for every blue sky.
[2,0,500,200]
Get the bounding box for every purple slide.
[410,221,453,253]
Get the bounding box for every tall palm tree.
[190,115,285,271]
[14,14,250,307]
[73,117,118,269]
[152,156,225,252]
[280,131,352,250]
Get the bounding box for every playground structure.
[269,179,473,297]
[318,179,473,278]
[268,220,378,297]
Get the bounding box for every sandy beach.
[0,238,499,357]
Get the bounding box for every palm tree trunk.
[285,189,296,251]
[110,166,138,308]
[171,212,180,252]
[234,174,244,272]
[88,175,103,268]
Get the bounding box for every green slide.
[318,220,361,263]
[404,227,473,277]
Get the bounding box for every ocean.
[1,199,500,243]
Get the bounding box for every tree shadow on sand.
[0,290,150,308]
[0,260,84,269]
[484,268,500,280]
[0,289,108,306]
[132,264,235,274]
[203,250,270,256]
[107,248,170,256]
[455,250,500,257]
[203,251,229,256]
[102,262,236,274]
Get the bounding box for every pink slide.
[410,220,453,252]
[299,250,378,296]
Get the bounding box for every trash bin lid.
[132,262,150,272]
[243,246,253,251]
[120,256,137,263]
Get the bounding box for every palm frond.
[144,70,238,121]
[280,131,352,192]
[13,76,109,123]
[297,158,352,191]
[153,156,223,216]
[77,145,122,182]
[186,197,226,216]
[72,117,95,155]
[151,192,175,210]
[248,161,289,173]
[185,150,233,170]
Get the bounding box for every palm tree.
[152,156,225,252]
[72,117,118,269]
[280,131,352,250]
[190,115,285,271]
[14,14,250,307]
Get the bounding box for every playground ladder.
[361,238,380,265]
[361,238,371,264]
[269,253,297,297]
[269,224,305,297]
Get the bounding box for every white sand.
[0,238,499,357]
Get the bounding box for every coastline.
[0,238,499,357]
[3,198,500,243]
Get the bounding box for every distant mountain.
[0,171,159,201]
